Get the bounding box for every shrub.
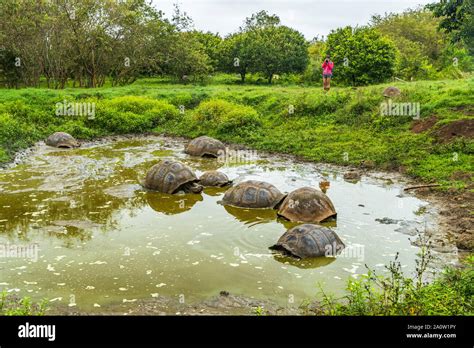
[311,237,474,316]
[0,112,40,154]
[92,97,179,134]
[0,292,47,315]
[191,99,262,139]
[104,96,160,114]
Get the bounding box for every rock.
[343,170,361,181]
[360,160,376,169]
[375,217,401,225]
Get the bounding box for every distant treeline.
[0,0,472,88]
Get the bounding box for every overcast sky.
[152,0,434,39]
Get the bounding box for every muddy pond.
[0,136,458,314]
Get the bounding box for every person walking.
[322,55,334,91]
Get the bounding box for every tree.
[164,31,211,80]
[302,39,327,82]
[371,9,447,79]
[190,31,223,72]
[461,0,474,53]
[0,0,212,88]
[240,10,280,31]
[249,26,309,83]
[218,32,255,82]
[221,11,308,83]
[427,0,469,42]
[325,26,397,85]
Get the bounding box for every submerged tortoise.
[185,136,225,158]
[199,171,232,187]
[383,86,401,98]
[45,132,80,148]
[143,160,203,194]
[270,224,345,259]
[220,180,286,209]
[277,187,337,223]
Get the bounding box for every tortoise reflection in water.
[219,180,286,209]
[224,205,277,226]
[146,191,203,215]
[143,160,203,194]
[277,187,337,223]
[270,224,345,259]
[272,253,336,269]
[184,136,225,158]
[45,132,80,148]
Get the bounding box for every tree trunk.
[240,72,246,83]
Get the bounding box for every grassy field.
[0,77,473,189]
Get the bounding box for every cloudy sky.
[153,0,434,39]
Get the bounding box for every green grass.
[307,248,474,316]
[0,77,472,188]
[0,291,47,315]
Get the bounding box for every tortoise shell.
[143,160,199,194]
[277,187,336,223]
[184,136,225,158]
[45,132,80,148]
[220,180,285,208]
[199,171,232,187]
[270,224,345,259]
[383,86,401,98]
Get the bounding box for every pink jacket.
[322,61,334,75]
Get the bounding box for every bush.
[93,97,179,134]
[311,239,474,316]
[191,99,262,139]
[0,147,7,162]
[0,112,40,154]
[0,292,47,315]
[104,96,164,114]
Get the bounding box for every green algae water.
[0,136,456,314]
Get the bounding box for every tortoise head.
[181,181,203,194]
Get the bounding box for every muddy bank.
[49,291,302,315]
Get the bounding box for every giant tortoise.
[143,160,203,194]
[199,171,232,187]
[184,136,225,158]
[277,187,336,223]
[220,180,285,209]
[383,86,401,98]
[270,224,345,259]
[45,132,80,148]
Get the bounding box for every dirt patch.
[49,292,301,315]
[415,188,473,252]
[451,105,474,116]
[411,115,438,134]
[434,119,474,143]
